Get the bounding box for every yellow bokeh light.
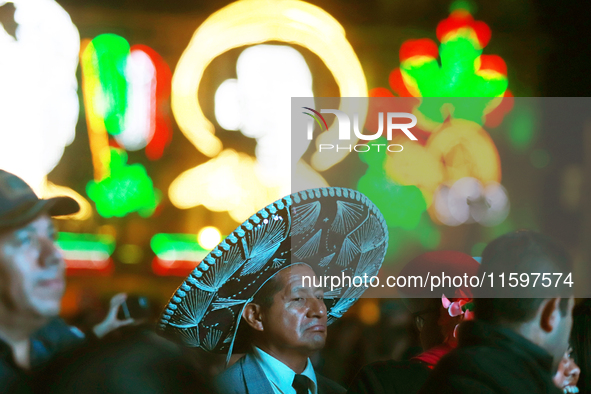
[198,226,222,250]
[358,299,380,326]
[42,180,92,220]
[169,149,283,222]
[385,136,444,206]
[80,39,112,181]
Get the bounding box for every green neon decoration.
[86,34,130,135]
[57,232,115,256]
[391,8,509,125]
[405,37,508,124]
[86,148,161,218]
[151,233,209,256]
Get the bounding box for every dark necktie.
[292,374,311,394]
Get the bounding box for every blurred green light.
[415,215,441,249]
[151,233,216,262]
[403,36,508,124]
[470,242,487,256]
[450,0,477,14]
[485,217,517,240]
[87,148,161,218]
[357,138,427,230]
[509,110,535,150]
[87,34,130,135]
[56,232,115,257]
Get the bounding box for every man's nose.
[307,297,327,318]
[39,237,64,268]
[565,358,581,380]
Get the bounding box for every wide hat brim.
[159,187,388,355]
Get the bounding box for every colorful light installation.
[390,8,509,126]
[81,35,171,218]
[81,35,172,158]
[0,0,90,219]
[360,5,510,228]
[151,233,221,276]
[366,116,503,222]
[369,5,512,132]
[169,0,368,223]
[86,148,161,218]
[57,232,115,275]
[124,45,172,160]
[427,119,501,185]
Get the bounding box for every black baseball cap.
[0,170,80,231]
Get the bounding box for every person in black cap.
[418,230,574,394]
[0,170,132,393]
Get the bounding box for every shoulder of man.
[30,318,86,368]
[347,360,430,394]
[215,353,273,394]
[317,373,346,394]
[417,349,498,394]
[417,345,563,394]
[214,358,246,394]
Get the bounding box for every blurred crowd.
[0,168,589,394]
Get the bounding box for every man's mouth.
[37,278,64,290]
[305,324,327,332]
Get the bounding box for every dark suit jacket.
[347,360,431,394]
[418,320,564,394]
[214,353,345,394]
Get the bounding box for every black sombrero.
[159,187,388,358]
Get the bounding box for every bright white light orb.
[198,226,222,250]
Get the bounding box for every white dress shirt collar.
[252,346,318,394]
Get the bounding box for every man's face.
[553,347,580,393]
[0,214,65,321]
[549,297,575,370]
[260,264,327,355]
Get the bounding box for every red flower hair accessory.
[441,290,474,338]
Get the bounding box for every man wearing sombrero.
[160,187,389,394]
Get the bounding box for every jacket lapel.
[241,353,275,394]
